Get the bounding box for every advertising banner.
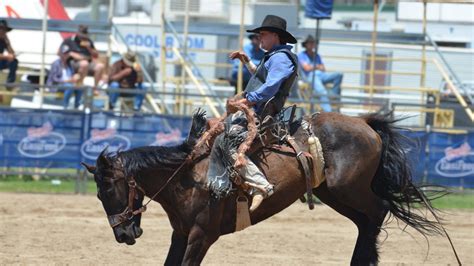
[427,132,474,188]
[80,112,192,164]
[0,108,85,169]
[399,130,428,184]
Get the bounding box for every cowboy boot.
[249,185,274,212]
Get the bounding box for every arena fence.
[0,107,473,192]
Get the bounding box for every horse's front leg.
[164,230,188,266]
[181,225,219,266]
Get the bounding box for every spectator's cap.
[77,25,89,38]
[60,44,71,54]
[248,34,259,40]
[0,20,12,32]
[122,51,137,67]
[302,35,316,48]
[246,15,297,44]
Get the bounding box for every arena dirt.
[0,192,472,264]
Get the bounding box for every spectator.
[0,20,18,90]
[108,51,145,111]
[230,34,264,94]
[59,25,105,94]
[298,35,343,112]
[47,45,81,109]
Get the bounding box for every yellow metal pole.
[179,0,190,115]
[432,58,474,122]
[421,0,427,88]
[369,0,379,101]
[420,0,428,126]
[173,47,221,117]
[39,0,49,108]
[107,0,114,58]
[160,0,167,113]
[237,0,246,95]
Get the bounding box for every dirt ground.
[0,192,472,265]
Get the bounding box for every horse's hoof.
[250,194,264,212]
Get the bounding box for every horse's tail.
[363,112,445,236]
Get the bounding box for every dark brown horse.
[83,111,457,265]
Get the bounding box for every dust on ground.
[0,192,472,265]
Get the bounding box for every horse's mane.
[114,109,208,176]
[117,143,192,176]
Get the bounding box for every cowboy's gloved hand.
[229,51,250,63]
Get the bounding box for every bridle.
[105,157,191,228]
[107,175,147,228]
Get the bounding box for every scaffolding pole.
[420,0,428,126]
[179,0,190,115]
[369,0,379,100]
[160,0,167,113]
[107,0,115,59]
[237,0,246,95]
[39,0,49,108]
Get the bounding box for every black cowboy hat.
[0,20,12,32]
[247,15,297,44]
[302,35,316,48]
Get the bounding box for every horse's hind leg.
[164,231,188,266]
[314,183,387,265]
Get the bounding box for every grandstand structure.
[0,0,472,190]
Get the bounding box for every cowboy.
[59,25,105,95]
[0,20,18,90]
[108,51,145,111]
[230,34,264,94]
[207,15,298,212]
[298,35,343,112]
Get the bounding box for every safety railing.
[162,17,227,115]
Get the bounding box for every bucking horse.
[82,108,461,265]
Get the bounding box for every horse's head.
[82,150,144,245]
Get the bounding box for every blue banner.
[399,130,428,184]
[0,108,192,169]
[1,108,473,188]
[305,0,333,19]
[0,108,85,169]
[80,112,192,164]
[427,132,474,188]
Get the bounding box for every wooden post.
[237,0,246,95]
[160,0,167,113]
[39,0,49,108]
[369,0,379,101]
[179,0,190,115]
[420,0,428,125]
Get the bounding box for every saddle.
[199,101,324,210]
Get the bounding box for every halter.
[106,157,190,228]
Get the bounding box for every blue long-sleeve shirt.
[297,51,323,77]
[246,45,295,110]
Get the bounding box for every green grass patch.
[0,179,96,194]
[431,193,474,210]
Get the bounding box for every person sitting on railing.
[107,51,145,111]
[59,25,105,95]
[0,20,18,90]
[297,35,343,112]
[47,45,81,109]
[230,34,265,95]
